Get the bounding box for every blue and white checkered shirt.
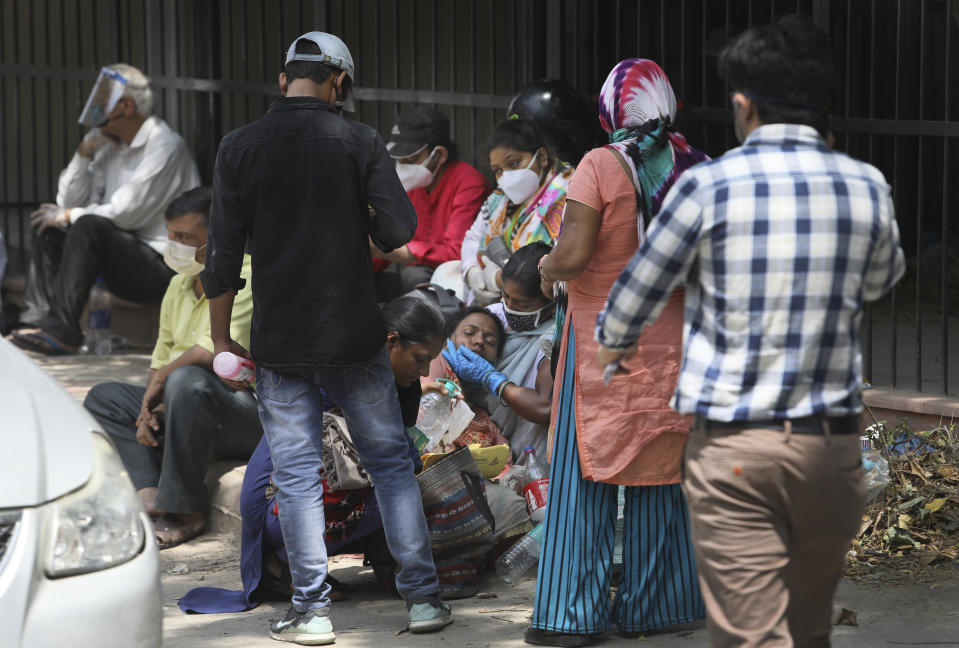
[596,124,905,421]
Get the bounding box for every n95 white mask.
[395,148,439,192]
[498,150,543,205]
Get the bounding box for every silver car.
[0,338,162,647]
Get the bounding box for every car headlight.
[45,433,145,577]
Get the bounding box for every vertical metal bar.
[432,0,437,97]
[449,2,456,135]
[510,0,516,93]
[260,0,267,113]
[74,0,83,144]
[573,0,579,89]
[489,0,494,132]
[125,0,132,60]
[470,0,476,166]
[942,0,952,394]
[863,0,877,385]
[29,0,38,225]
[723,0,731,152]
[13,0,24,256]
[701,0,708,155]
[592,0,599,89]
[374,0,381,87]
[845,0,851,118]
[660,0,666,66]
[914,0,926,391]
[241,0,249,122]
[680,0,686,98]
[613,0,623,61]
[889,0,902,388]
[410,0,416,89]
[45,0,54,205]
[547,0,561,78]
[637,0,642,55]
[393,0,399,117]
[0,1,6,250]
[225,0,234,133]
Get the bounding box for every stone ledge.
[204,459,247,539]
[862,387,959,431]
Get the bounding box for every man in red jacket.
[373,107,490,301]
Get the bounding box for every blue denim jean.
[255,345,439,612]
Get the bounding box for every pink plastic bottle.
[213,351,256,382]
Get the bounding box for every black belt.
[696,415,860,436]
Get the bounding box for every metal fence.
[1,0,956,395]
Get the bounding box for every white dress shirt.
[56,116,201,253]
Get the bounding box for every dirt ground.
[30,350,959,647]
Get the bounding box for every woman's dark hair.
[448,306,506,359]
[284,38,340,87]
[487,119,553,168]
[718,15,833,137]
[382,295,446,347]
[502,241,553,299]
[165,186,212,226]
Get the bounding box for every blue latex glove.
[443,341,508,395]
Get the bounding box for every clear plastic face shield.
[78,67,129,127]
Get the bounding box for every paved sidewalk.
[27,349,959,647]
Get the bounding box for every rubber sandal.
[9,330,76,356]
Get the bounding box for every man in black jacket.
[201,31,450,645]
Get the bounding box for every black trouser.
[373,263,435,303]
[21,214,174,347]
[83,365,264,513]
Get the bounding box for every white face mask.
[498,150,543,205]
[163,239,206,276]
[395,148,439,192]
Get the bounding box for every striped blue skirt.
[530,321,704,635]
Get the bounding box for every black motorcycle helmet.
[506,79,604,166]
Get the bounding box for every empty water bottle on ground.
[87,277,112,355]
[495,522,545,583]
[861,436,889,503]
[520,446,549,523]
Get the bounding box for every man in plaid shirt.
[595,17,904,648]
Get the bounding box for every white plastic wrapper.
[78,67,128,127]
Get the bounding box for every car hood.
[0,339,94,508]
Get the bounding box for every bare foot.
[137,488,161,518]
[154,512,205,549]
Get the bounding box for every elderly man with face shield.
[371,107,490,302]
[82,186,260,551]
[9,63,200,355]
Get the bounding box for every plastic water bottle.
[521,447,549,523]
[213,351,256,382]
[495,522,545,583]
[861,436,889,503]
[416,379,460,452]
[87,277,112,355]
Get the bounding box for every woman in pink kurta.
[526,59,708,646]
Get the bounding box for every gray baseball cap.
[285,31,356,112]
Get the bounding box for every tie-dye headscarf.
[599,59,707,235]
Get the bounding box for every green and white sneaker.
[407,597,453,633]
[269,606,335,645]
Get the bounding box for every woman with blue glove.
[439,271,554,461]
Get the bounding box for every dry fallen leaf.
[834,608,858,627]
[924,498,947,513]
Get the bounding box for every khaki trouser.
[682,419,866,648]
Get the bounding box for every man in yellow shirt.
[84,187,259,549]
